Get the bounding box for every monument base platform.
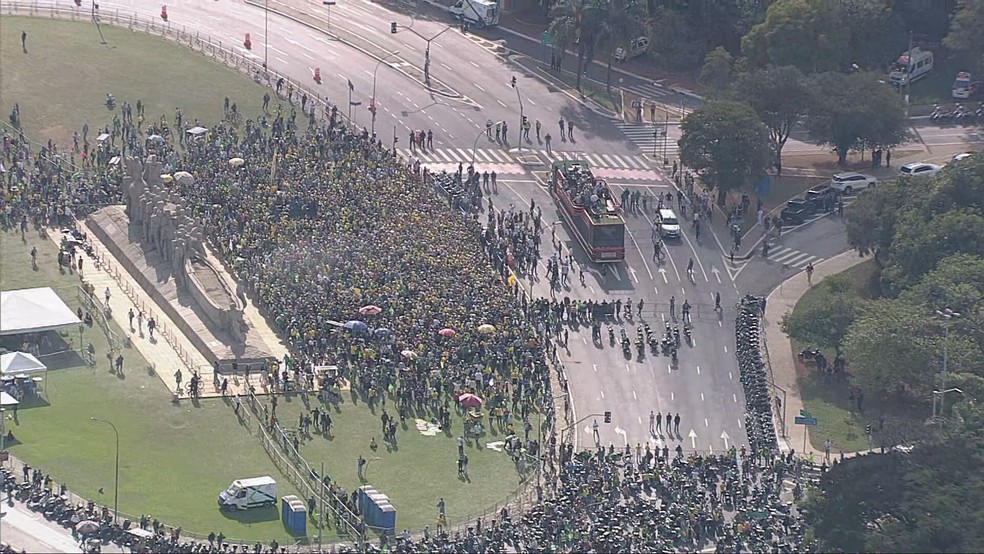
[86,206,274,371]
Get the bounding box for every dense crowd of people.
[0,90,811,551]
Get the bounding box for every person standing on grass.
[21,31,27,53]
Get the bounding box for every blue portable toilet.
[281,495,307,535]
[377,502,397,534]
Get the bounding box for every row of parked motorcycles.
[735,295,779,453]
[930,102,984,124]
[607,322,691,362]
[432,170,481,213]
[3,468,141,551]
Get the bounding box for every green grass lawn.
[787,260,929,453]
[269,393,529,533]
[0,16,267,147]
[0,17,532,542]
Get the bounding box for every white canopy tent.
[0,352,47,376]
[0,392,18,407]
[0,288,81,336]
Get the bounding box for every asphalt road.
[36,0,978,458]
[0,498,127,553]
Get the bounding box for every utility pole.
[903,30,913,118]
[264,0,269,70]
[934,308,960,424]
[391,18,453,86]
[317,461,325,552]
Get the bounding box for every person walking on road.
[544,133,552,155]
[649,410,656,435]
[674,413,681,435]
[567,120,574,142]
[558,118,565,142]
[592,418,600,445]
[655,411,662,435]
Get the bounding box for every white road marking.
[638,416,642,424]
[600,390,605,399]
[633,390,637,400]
[729,371,733,380]
[696,365,700,375]
[497,99,508,108]
[441,62,453,71]
[302,52,315,60]
[528,98,536,105]
[470,61,480,68]
[704,418,709,427]
[700,393,704,402]
[733,393,738,403]
[276,57,289,65]
[474,83,486,92]
[737,418,743,429]
[593,364,597,372]
[670,392,674,401]
[724,346,728,353]
[626,363,632,373]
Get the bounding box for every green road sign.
[800,409,812,418]
[541,31,552,46]
[748,510,769,519]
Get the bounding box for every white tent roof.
[0,352,47,376]
[0,288,81,336]
[0,392,18,406]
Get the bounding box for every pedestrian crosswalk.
[623,81,672,99]
[398,147,655,172]
[613,121,678,161]
[539,150,652,170]
[766,244,823,270]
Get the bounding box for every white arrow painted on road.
[611,265,623,281]
[614,426,628,446]
[584,426,593,435]
[721,430,731,450]
[628,267,640,284]
[658,268,668,283]
[711,266,722,284]
[689,429,698,449]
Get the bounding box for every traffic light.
[865,424,872,436]
[604,411,611,423]
[511,76,517,88]
[390,22,398,34]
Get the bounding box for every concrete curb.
[763,249,870,458]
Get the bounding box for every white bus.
[890,47,933,86]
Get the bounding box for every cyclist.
[714,292,722,312]
[687,257,695,280]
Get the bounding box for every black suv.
[806,184,838,213]
[780,199,810,225]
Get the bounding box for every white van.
[614,37,649,62]
[890,47,933,86]
[218,476,277,511]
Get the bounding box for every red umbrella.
[458,393,483,408]
[439,328,456,337]
[359,305,382,316]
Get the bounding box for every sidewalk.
[53,225,276,399]
[762,249,869,457]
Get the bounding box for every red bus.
[549,160,625,262]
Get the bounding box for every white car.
[899,162,942,178]
[952,152,973,162]
[830,172,877,194]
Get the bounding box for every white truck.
[218,476,277,511]
[450,0,499,28]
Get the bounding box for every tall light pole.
[263,0,269,70]
[322,0,335,32]
[371,51,400,136]
[934,308,960,423]
[90,417,119,522]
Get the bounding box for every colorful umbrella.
[229,157,245,167]
[439,328,456,337]
[401,349,417,359]
[76,520,100,535]
[458,393,483,408]
[359,305,382,315]
[478,324,496,334]
[342,320,368,332]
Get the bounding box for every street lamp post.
[90,417,119,522]
[322,0,335,33]
[263,0,269,70]
[512,82,525,153]
[371,51,401,136]
[934,308,961,423]
[472,122,503,168]
[391,18,453,85]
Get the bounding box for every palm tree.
[594,0,646,94]
[547,0,603,92]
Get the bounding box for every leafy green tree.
[677,101,771,205]
[741,0,847,73]
[547,0,603,92]
[900,253,984,315]
[842,298,938,397]
[944,0,984,72]
[593,0,646,94]
[881,208,984,293]
[840,0,907,69]
[645,9,705,71]
[698,46,734,97]
[781,276,859,352]
[804,71,909,164]
[730,66,811,174]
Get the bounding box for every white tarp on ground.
[0,352,47,376]
[0,287,81,336]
